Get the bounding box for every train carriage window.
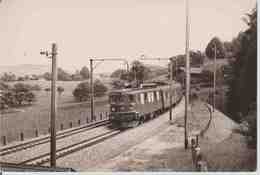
[140,93,145,104]
[163,92,167,100]
[156,91,160,101]
[147,92,152,103]
[136,94,140,104]
[129,94,135,103]
[150,92,154,102]
[153,92,157,101]
[144,93,148,103]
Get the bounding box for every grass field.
[1,78,112,146]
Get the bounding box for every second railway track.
[0,119,110,156]
[19,129,121,166]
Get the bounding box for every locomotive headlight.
[111,107,116,112]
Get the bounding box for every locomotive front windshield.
[109,94,135,103]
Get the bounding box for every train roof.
[109,82,181,95]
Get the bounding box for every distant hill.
[0,64,50,76]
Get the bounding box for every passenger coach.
[109,82,183,128]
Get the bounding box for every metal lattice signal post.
[89,58,129,122]
[40,43,58,167]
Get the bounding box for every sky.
[0,0,256,73]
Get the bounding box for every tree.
[94,79,108,97]
[226,7,257,124]
[44,87,51,92]
[71,70,83,81]
[0,81,10,91]
[1,72,16,82]
[73,81,91,101]
[43,72,52,81]
[129,60,150,86]
[190,50,205,66]
[73,80,108,102]
[58,68,72,81]
[80,66,90,79]
[57,86,65,96]
[205,37,226,59]
[24,92,36,104]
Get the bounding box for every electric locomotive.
[108,82,183,128]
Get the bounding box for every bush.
[30,84,41,91]
[73,82,91,101]
[57,86,65,95]
[73,80,108,102]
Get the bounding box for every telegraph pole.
[50,43,57,167]
[40,43,58,167]
[90,59,94,121]
[213,43,216,112]
[184,0,190,149]
[169,59,173,121]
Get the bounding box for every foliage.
[43,72,52,81]
[226,7,257,123]
[1,72,16,82]
[58,68,73,81]
[0,81,10,90]
[111,79,126,89]
[57,86,65,95]
[71,70,83,81]
[128,60,150,86]
[73,80,108,102]
[94,79,108,97]
[73,81,91,101]
[80,66,90,79]
[44,87,51,92]
[30,84,42,91]
[0,83,37,109]
[205,37,226,59]
[110,69,128,79]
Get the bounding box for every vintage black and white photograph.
[0,0,257,173]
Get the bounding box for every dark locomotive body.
[108,82,183,128]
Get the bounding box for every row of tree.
[0,82,37,110]
[225,7,257,146]
[43,66,90,81]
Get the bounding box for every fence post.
[100,113,102,120]
[78,120,81,125]
[70,122,73,128]
[60,124,63,130]
[2,136,6,146]
[35,129,38,137]
[196,135,199,146]
[20,132,24,141]
[106,112,108,118]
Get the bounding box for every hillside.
[0,64,51,76]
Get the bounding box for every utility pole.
[90,59,94,122]
[169,59,173,121]
[40,43,58,167]
[213,43,216,112]
[184,0,190,149]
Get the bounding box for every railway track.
[19,129,121,166]
[0,119,110,157]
